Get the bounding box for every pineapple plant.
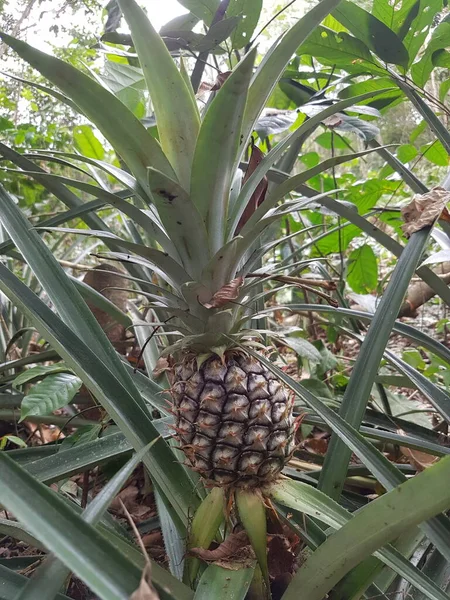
[0,0,348,493]
[6,0,446,597]
[0,0,450,600]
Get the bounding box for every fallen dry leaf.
[130,563,160,600]
[401,187,450,238]
[152,357,170,378]
[398,429,439,471]
[202,277,244,309]
[190,530,256,570]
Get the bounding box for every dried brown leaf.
[211,71,232,91]
[236,144,268,234]
[401,187,450,238]
[152,357,170,378]
[322,115,343,128]
[202,277,244,309]
[267,534,296,579]
[398,429,439,471]
[130,563,160,600]
[190,530,256,569]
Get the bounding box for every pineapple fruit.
[170,352,296,487]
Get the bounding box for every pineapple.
[0,0,341,491]
[170,352,296,488]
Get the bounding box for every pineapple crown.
[0,0,383,350]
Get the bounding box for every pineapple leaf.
[239,146,391,235]
[228,88,396,237]
[271,479,450,600]
[147,167,210,279]
[185,487,225,586]
[30,150,150,203]
[0,32,174,192]
[236,489,269,586]
[3,169,178,257]
[201,237,242,291]
[281,458,450,600]
[117,0,200,190]
[190,47,256,253]
[241,0,344,152]
[37,227,190,289]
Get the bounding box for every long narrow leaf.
[319,226,432,498]
[190,49,256,253]
[281,457,450,600]
[0,33,174,191]
[117,0,200,189]
[0,263,198,531]
[0,453,193,600]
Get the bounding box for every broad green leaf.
[411,21,450,87]
[397,144,418,163]
[346,244,378,293]
[0,33,174,191]
[282,456,450,600]
[332,0,409,67]
[177,0,220,25]
[195,17,241,52]
[20,373,82,421]
[117,0,200,190]
[373,0,420,40]
[194,565,254,600]
[338,77,402,111]
[13,364,71,388]
[421,141,449,167]
[227,0,263,48]
[297,26,380,70]
[73,124,104,160]
[276,335,322,363]
[402,0,443,67]
[191,48,256,253]
[315,131,350,150]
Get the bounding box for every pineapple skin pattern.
[171,352,297,488]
